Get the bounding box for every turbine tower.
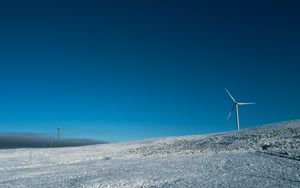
[225,88,255,130]
[56,127,61,147]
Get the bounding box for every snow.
[0,120,300,188]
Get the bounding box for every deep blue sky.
[0,0,299,142]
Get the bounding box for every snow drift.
[0,120,299,187]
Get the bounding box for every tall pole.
[56,127,60,147]
[235,104,240,130]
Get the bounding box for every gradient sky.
[0,0,299,142]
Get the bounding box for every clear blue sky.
[0,0,299,142]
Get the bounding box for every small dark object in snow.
[262,144,272,150]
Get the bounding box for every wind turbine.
[56,127,61,147]
[225,88,255,130]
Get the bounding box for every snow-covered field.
[1,120,300,188]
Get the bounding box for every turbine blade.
[227,105,236,120]
[238,102,255,106]
[225,88,236,103]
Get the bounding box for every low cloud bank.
[0,132,107,149]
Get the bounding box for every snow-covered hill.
[0,120,300,188]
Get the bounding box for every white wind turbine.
[225,88,255,130]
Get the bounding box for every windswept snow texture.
[1,120,300,188]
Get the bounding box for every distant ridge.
[0,132,107,149]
